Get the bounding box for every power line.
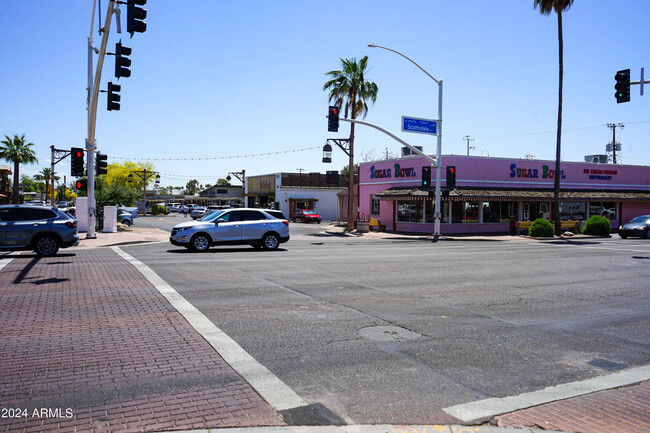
[113,146,320,161]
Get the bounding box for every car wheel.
[619,232,628,239]
[34,235,60,257]
[262,233,280,250]
[122,219,131,227]
[190,233,211,252]
[643,229,649,239]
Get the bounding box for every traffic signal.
[75,179,87,191]
[328,106,339,132]
[446,166,456,189]
[114,41,132,79]
[615,69,630,103]
[421,166,431,187]
[107,82,121,111]
[96,153,108,175]
[71,147,84,177]
[127,0,147,38]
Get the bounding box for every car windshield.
[630,216,650,223]
[201,210,227,222]
[302,210,316,215]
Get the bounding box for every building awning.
[375,187,650,202]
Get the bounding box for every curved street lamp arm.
[368,44,440,84]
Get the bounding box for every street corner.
[0,247,286,433]
[75,228,169,248]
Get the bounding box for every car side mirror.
[216,218,225,224]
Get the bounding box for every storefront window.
[397,201,423,222]
[559,201,586,221]
[451,201,479,223]
[425,201,449,223]
[371,196,380,215]
[483,202,520,223]
[589,201,617,221]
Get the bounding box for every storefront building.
[246,172,347,220]
[359,155,650,234]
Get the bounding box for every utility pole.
[129,169,159,207]
[464,135,475,156]
[607,123,624,164]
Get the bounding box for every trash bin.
[356,220,369,233]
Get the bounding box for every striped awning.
[376,187,650,202]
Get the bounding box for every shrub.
[582,215,611,236]
[529,218,554,237]
[150,203,169,215]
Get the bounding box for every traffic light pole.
[86,0,116,238]
[50,146,72,206]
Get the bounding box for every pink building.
[359,155,650,234]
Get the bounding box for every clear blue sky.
[1,0,648,189]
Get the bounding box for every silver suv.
[170,208,289,251]
[0,205,79,256]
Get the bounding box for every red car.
[291,209,322,223]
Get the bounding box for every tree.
[94,176,141,210]
[33,167,59,201]
[534,0,574,236]
[185,179,200,195]
[102,160,154,192]
[19,174,38,193]
[324,56,378,230]
[0,134,38,203]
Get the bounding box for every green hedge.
[529,218,554,237]
[150,203,169,215]
[582,215,611,236]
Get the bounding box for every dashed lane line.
[112,246,307,412]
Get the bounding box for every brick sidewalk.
[0,249,285,433]
[495,380,650,433]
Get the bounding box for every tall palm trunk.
[553,10,564,236]
[12,160,20,204]
[348,121,356,231]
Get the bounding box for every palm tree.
[324,56,379,230]
[534,0,574,236]
[0,134,38,204]
[33,168,60,203]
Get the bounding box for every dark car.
[0,204,79,256]
[619,215,650,238]
[291,209,322,223]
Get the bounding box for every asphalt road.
[124,215,650,424]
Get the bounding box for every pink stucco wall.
[360,155,650,191]
[359,155,650,234]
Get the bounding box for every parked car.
[619,215,650,238]
[170,208,290,251]
[190,207,207,220]
[119,212,134,227]
[0,204,79,256]
[118,207,139,219]
[291,209,322,223]
[57,201,71,208]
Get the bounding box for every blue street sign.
[401,116,438,136]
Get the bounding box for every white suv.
[170,208,290,251]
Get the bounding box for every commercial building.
[245,172,347,220]
[359,155,650,234]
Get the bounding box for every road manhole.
[358,325,421,342]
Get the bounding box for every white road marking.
[442,364,650,422]
[112,246,307,411]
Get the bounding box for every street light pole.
[368,44,443,237]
